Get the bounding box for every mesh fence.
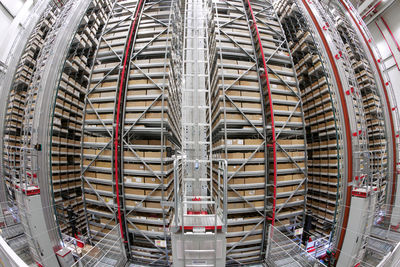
[72,224,126,267]
[266,226,325,267]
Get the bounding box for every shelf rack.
[275,0,343,239]
[50,0,113,238]
[332,4,388,211]
[10,0,112,264]
[209,0,307,264]
[336,0,400,229]
[2,4,58,206]
[276,0,372,260]
[81,0,183,265]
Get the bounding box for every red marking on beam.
[245,0,277,227]
[338,0,398,261]
[375,21,400,71]
[115,0,144,241]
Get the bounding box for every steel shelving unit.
[81,0,183,265]
[50,0,113,237]
[8,0,110,265]
[209,0,307,264]
[0,0,399,265]
[335,0,400,227]
[275,0,344,239]
[329,3,389,209]
[2,4,58,207]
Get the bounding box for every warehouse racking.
[275,0,343,239]
[275,0,379,261]
[2,4,58,206]
[81,0,183,265]
[50,0,113,237]
[0,0,399,266]
[209,0,307,264]
[334,0,400,222]
[330,4,389,209]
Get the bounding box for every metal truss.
[275,0,344,243]
[336,0,400,229]
[208,0,308,265]
[81,0,183,265]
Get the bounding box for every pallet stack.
[3,7,57,198]
[335,13,388,205]
[51,0,112,237]
[275,0,342,237]
[82,0,182,264]
[210,0,306,264]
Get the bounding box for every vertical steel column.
[337,0,399,225]
[113,0,145,252]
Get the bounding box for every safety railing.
[72,223,126,267]
[266,225,325,266]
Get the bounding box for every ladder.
[171,0,226,266]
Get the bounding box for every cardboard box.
[245,177,264,184]
[244,189,264,196]
[245,164,264,172]
[97,184,112,192]
[97,173,112,180]
[125,188,145,195]
[125,200,144,208]
[228,226,244,232]
[243,224,262,231]
[146,202,162,209]
[244,139,263,145]
[228,203,244,209]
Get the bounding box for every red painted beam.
[381,16,400,52]
[338,0,397,244]
[375,21,400,71]
[300,0,354,262]
[244,0,277,225]
[115,0,144,241]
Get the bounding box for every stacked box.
[210,0,306,264]
[82,1,182,265]
[276,0,341,237]
[50,0,112,236]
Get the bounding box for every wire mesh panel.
[266,225,325,267]
[72,224,126,266]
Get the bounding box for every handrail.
[338,0,399,217]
